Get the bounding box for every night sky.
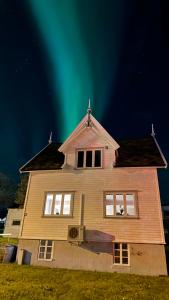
[0,0,169,203]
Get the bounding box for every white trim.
[113,243,130,266]
[38,240,54,261]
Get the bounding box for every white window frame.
[38,240,54,261]
[104,192,137,218]
[76,148,102,168]
[43,192,74,217]
[113,243,130,266]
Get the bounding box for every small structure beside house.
[17,103,167,275]
[4,208,23,238]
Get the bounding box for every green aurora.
[27,0,126,140]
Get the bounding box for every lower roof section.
[20,136,166,172]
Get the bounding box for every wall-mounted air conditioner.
[67,225,85,242]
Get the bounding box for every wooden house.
[17,104,167,275]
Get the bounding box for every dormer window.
[77,149,102,168]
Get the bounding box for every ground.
[0,264,168,300]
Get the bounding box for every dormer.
[58,101,120,169]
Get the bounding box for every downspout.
[79,193,84,226]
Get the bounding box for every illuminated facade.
[17,105,167,275]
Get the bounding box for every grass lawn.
[0,265,168,299]
[0,237,18,246]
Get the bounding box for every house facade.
[17,106,167,275]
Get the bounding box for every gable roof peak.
[86,98,92,127]
[151,123,155,137]
[48,131,53,144]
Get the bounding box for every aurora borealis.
[0,0,169,202]
[26,0,127,140]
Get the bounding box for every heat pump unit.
[67,225,85,242]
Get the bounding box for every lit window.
[44,192,73,217]
[114,243,129,265]
[104,192,136,217]
[38,240,53,260]
[77,149,102,168]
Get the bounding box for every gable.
[58,114,120,154]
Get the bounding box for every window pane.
[122,243,128,250]
[47,247,52,253]
[115,250,120,256]
[40,240,46,246]
[63,194,71,215]
[126,194,135,215]
[114,243,120,250]
[114,257,120,264]
[77,151,84,168]
[54,194,62,215]
[39,253,44,259]
[47,240,52,246]
[86,151,92,167]
[122,250,128,257]
[116,194,124,216]
[106,194,113,201]
[94,150,101,167]
[40,247,45,253]
[106,205,114,216]
[46,253,51,260]
[12,220,21,225]
[44,194,53,215]
[122,257,128,264]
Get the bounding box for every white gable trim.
[58,114,119,153]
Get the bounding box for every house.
[17,103,167,275]
[4,208,23,238]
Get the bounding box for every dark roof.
[115,137,166,167]
[20,136,166,172]
[20,143,64,172]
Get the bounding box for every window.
[104,192,137,217]
[77,149,102,168]
[12,220,21,226]
[38,240,53,260]
[44,192,73,217]
[114,243,129,265]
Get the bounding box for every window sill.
[104,216,139,219]
[42,215,73,218]
[38,258,53,262]
[112,263,130,267]
[76,167,103,170]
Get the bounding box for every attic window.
[77,149,102,168]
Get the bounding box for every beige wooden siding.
[20,168,165,244]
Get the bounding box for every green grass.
[0,265,168,299]
[0,237,18,246]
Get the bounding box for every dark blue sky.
[0,0,169,203]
